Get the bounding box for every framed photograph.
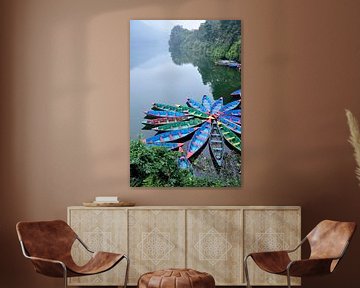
[130,20,241,187]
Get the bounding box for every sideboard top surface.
[68,206,301,210]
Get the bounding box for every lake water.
[130,40,241,139]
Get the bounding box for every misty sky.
[142,20,205,34]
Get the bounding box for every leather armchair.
[244,220,356,288]
[16,220,129,288]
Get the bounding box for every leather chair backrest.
[16,220,77,261]
[307,220,356,260]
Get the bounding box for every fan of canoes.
[142,94,241,167]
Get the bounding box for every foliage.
[169,20,241,62]
[130,140,186,187]
[345,109,360,186]
[130,140,240,187]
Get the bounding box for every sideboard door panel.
[128,209,186,284]
[187,209,243,285]
[68,208,127,286]
[68,206,300,286]
[243,209,301,286]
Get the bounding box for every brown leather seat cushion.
[138,269,215,288]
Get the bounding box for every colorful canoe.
[186,121,212,159]
[186,98,209,114]
[220,115,241,125]
[143,127,198,144]
[231,89,241,96]
[210,97,223,115]
[209,121,224,167]
[145,110,187,118]
[202,95,212,112]
[219,117,242,134]
[228,62,240,68]
[215,60,241,68]
[175,105,209,119]
[142,116,193,126]
[220,100,240,113]
[218,122,241,152]
[147,142,184,150]
[154,118,205,132]
[153,103,179,112]
[223,109,241,117]
[153,103,209,118]
[178,156,191,169]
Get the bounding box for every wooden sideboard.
[67,206,301,286]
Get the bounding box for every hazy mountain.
[130,21,171,69]
[130,20,169,45]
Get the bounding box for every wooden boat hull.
[218,122,241,152]
[230,89,241,96]
[209,121,224,166]
[144,127,198,144]
[210,97,223,115]
[186,121,212,158]
[175,105,209,118]
[215,60,241,68]
[220,100,240,113]
[153,103,209,119]
[147,142,184,150]
[219,117,241,134]
[186,98,208,113]
[153,103,178,112]
[154,118,205,131]
[142,116,193,126]
[223,109,241,117]
[201,95,212,113]
[178,156,191,169]
[202,95,212,112]
[220,115,241,125]
[146,110,186,118]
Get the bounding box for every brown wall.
[1,0,360,287]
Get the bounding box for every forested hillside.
[169,20,241,61]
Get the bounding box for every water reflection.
[169,49,241,101]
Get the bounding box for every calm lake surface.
[130,40,241,139]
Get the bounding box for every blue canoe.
[231,89,241,96]
[202,95,212,113]
[143,127,198,144]
[147,142,184,150]
[186,98,208,114]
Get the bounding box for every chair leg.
[123,255,130,288]
[244,255,252,288]
[62,265,68,288]
[286,269,291,288]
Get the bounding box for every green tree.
[169,20,241,62]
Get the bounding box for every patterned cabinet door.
[187,209,243,285]
[68,208,128,286]
[244,209,301,286]
[128,209,186,284]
